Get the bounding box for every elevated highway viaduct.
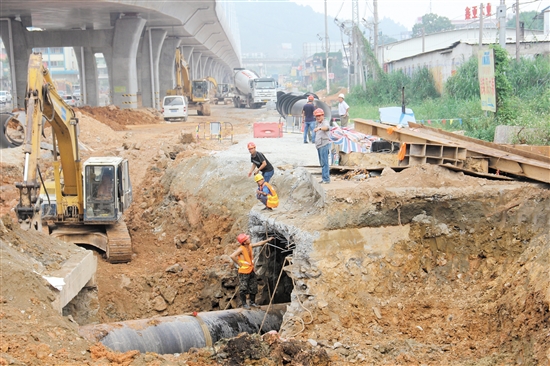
[0,1,240,109]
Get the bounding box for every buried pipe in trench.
[78,304,287,354]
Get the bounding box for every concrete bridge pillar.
[191,52,202,79]
[158,38,182,102]
[139,29,167,109]
[181,46,194,65]
[74,47,99,107]
[101,48,114,105]
[203,56,212,78]
[0,20,31,108]
[111,15,146,109]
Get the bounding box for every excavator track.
[105,219,133,263]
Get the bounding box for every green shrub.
[312,78,326,94]
[491,45,513,123]
[445,56,479,99]
[507,55,550,99]
[409,67,440,103]
[348,51,549,144]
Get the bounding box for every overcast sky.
[291,0,549,30]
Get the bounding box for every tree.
[379,34,398,45]
[506,11,544,30]
[412,13,454,37]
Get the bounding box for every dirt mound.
[214,332,330,366]
[315,87,348,107]
[79,105,163,130]
[369,164,491,189]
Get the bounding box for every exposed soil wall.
[281,168,550,364]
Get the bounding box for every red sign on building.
[465,3,491,19]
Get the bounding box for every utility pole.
[422,28,425,52]
[515,0,520,61]
[352,0,359,87]
[479,3,484,52]
[325,0,330,94]
[352,0,363,89]
[498,0,506,48]
[373,0,378,80]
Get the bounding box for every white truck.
[232,68,277,109]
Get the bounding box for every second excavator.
[167,48,211,116]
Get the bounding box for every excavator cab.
[83,157,132,223]
[191,80,209,102]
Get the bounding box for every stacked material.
[329,126,379,154]
[276,92,331,119]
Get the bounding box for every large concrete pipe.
[276,92,330,119]
[290,99,331,118]
[276,92,301,118]
[1,112,24,149]
[79,304,287,354]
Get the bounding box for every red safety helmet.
[313,108,325,116]
[307,95,314,101]
[247,142,256,149]
[237,233,250,244]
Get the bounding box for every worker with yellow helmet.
[254,173,278,210]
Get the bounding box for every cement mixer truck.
[232,68,277,109]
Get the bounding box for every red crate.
[253,122,283,138]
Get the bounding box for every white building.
[378,8,550,93]
[33,47,80,92]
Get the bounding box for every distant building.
[32,47,79,93]
[379,24,549,93]
[0,43,8,89]
[300,50,344,87]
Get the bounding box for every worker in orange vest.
[230,233,273,309]
[254,173,279,211]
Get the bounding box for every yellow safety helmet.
[254,173,264,182]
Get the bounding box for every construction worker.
[230,234,274,309]
[337,93,350,127]
[95,169,114,200]
[302,95,316,143]
[254,173,279,210]
[247,142,274,182]
[313,108,331,184]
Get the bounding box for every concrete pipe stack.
[276,92,331,119]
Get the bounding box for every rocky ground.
[0,99,549,365]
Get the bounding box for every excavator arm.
[205,76,217,90]
[174,48,192,96]
[167,48,211,116]
[16,52,83,228]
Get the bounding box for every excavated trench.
[68,153,549,362]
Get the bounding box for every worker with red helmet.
[230,234,274,309]
[246,142,274,183]
[301,94,316,144]
[313,108,331,184]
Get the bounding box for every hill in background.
[234,0,408,59]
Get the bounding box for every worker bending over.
[255,173,278,210]
[247,142,275,182]
[230,234,274,309]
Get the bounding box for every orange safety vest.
[237,244,254,274]
[263,182,279,208]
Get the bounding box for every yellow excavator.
[205,76,233,105]
[167,48,211,116]
[15,52,134,263]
